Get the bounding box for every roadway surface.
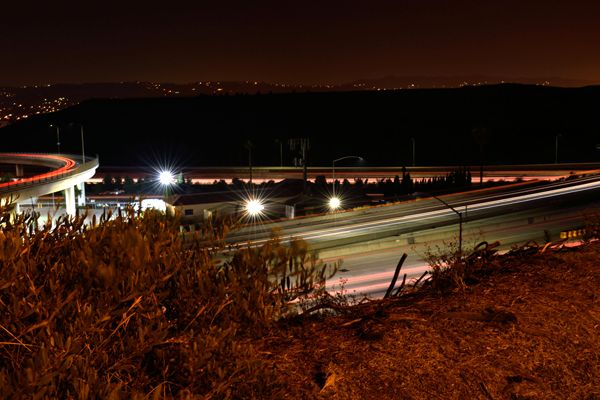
[323,205,591,298]
[221,173,600,297]
[0,153,99,214]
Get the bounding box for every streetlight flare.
[245,199,265,216]
[329,196,341,210]
[159,170,175,186]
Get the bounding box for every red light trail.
[0,154,77,189]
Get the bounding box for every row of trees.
[315,166,472,197]
[90,167,473,199]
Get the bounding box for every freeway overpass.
[0,153,99,215]
[93,162,600,184]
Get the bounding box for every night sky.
[2,0,600,86]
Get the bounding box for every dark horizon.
[2,74,600,89]
[4,84,600,168]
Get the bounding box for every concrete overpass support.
[77,182,86,206]
[64,186,76,216]
[15,164,24,178]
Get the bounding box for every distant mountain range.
[1,76,598,126]
[3,84,600,167]
[346,75,599,89]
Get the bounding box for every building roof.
[168,179,306,207]
[169,191,238,206]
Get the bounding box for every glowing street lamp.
[245,198,265,217]
[328,196,341,210]
[159,170,175,186]
[332,155,363,203]
[158,170,176,200]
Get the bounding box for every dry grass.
[265,242,600,399]
[2,201,600,399]
[0,205,335,399]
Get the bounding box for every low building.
[166,191,239,221]
[165,179,307,223]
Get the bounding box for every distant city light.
[329,196,341,210]
[159,170,175,186]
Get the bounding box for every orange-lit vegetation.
[267,240,600,398]
[0,205,335,398]
[2,201,599,398]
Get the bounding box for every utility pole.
[80,125,86,162]
[555,134,561,164]
[276,139,283,167]
[245,140,254,183]
[302,141,308,183]
[288,138,310,184]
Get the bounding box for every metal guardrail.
[0,154,99,194]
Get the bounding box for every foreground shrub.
[0,206,335,399]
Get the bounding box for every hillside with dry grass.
[0,205,599,399]
[269,242,600,399]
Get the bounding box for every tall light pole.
[50,124,60,154]
[275,139,283,167]
[69,123,86,162]
[332,155,363,198]
[79,124,85,162]
[245,140,254,184]
[432,195,463,260]
[555,134,561,164]
[411,137,416,167]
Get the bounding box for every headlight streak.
[228,175,600,246]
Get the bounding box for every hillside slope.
[2,85,600,167]
[269,242,600,399]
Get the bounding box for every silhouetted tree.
[124,176,135,193]
[314,175,328,190]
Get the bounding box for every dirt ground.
[265,242,600,399]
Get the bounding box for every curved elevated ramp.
[0,153,99,215]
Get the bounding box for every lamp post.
[68,123,86,162]
[50,124,60,154]
[275,139,283,167]
[159,170,176,201]
[80,124,85,162]
[331,155,363,209]
[432,195,463,260]
[244,140,254,184]
[411,137,416,167]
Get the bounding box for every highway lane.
[216,173,600,298]
[323,204,593,298]
[226,173,600,249]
